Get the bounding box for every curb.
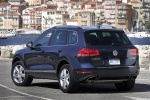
[0,57,12,61]
[140,68,150,71]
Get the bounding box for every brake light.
[130,48,138,55]
[77,48,100,57]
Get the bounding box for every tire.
[58,64,79,93]
[11,61,33,86]
[115,79,135,91]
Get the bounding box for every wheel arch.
[12,55,24,66]
[56,59,70,77]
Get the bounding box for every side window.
[33,30,53,47]
[68,30,77,44]
[52,30,67,45]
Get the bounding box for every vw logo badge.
[113,50,118,56]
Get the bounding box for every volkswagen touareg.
[11,25,139,93]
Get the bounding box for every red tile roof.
[130,0,140,3]
[0,2,9,7]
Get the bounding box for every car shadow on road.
[31,82,150,94]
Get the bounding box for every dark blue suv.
[11,25,139,93]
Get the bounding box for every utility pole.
[137,1,141,32]
[6,4,11,32]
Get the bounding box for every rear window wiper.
[112,43,123,46]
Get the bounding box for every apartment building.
[11,4,26,15]
[142,0,150,22]
[8,0,24,5]
[25,0,44,6]
[30,9,36,29]
[42,9,68,31]
[128,0,143,29]
[0,15,4,29]
[94,6,105,25]
[115,3,135,32]
[22,8,31,29]
[35,7,44,30]
[3,11,21,30]
[76,11,95,26]
[104,0,116,26]
[0,3,22,30]
[0,3,9,14]
[0,3,10,30]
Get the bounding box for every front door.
[25,29,55,78]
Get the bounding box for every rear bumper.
[73,66,139,83]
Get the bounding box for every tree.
[0,0,8,2]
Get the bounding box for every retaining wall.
[0,45,149,70]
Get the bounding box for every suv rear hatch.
[77,30,138,67]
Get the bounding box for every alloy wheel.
[13,65,25,83]
[60,68,70,89]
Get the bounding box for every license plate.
[109,59,120,65]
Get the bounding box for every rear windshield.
[84,30,132,46]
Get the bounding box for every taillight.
[77,48,100,57]
[130,48,138,55]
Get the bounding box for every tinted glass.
[68,30,77,44]
[33,30,53,47]
[52,30,67,45]
[84,30,132,46]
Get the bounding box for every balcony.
[110,12,115,15]
[36,14,42,18]
[56,22,62,24]
[143,8,150,12]
[143,0,150,3]
[118,12,127,16]
[117,15,127,19]
[81,23,87,26]
[132,4,142,8]
[105,4,115,6]
[100,16,105,19]
[118,6,129,10]
[106,16,115,19]
[81,18,88,21]
[94,18,99,22]
[118,19,126,24]
[105,6,115,10]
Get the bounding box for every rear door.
[83,30,138,67]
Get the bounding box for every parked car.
[11,25,139,93]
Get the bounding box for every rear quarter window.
[84,30,132,46]
[68,30,77,44]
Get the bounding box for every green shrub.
[9,52,14,58]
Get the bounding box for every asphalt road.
[0,59,150,100]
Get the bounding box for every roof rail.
[98,25,118,29]
[53,25,82,29]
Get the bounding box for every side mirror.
[26,42,33,48]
